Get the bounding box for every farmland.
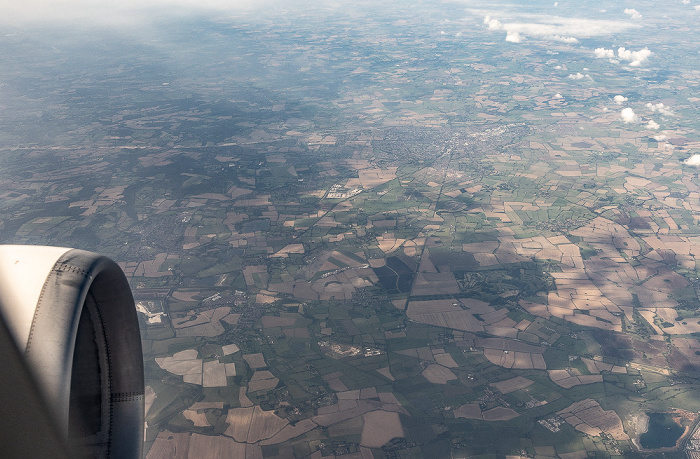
[3,0,700,457]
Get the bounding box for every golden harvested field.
[434,351,459,368]
[225,406,255,442]
[328,416,363,438]
[558,399,628,440]
[202,361,227,387]
[259,419,318,445]
[422,364,458,384]
[376,233,405,253]
[243,353,267,369]
[155,350,202,379]
[376,367,395,380]
[410,272,461,296]
[483,349,545,370]
[261,315,298,328]
[312,392,407,428]
[269,243,305,258]
[189,401,224,410]
[491,376,534,394]
[247,406,289,443]
[188,433,248,458]
[146,431,190,459]
[225,406,289,443]
[183,410,210,427]
[357,166,398,188]
[482,407,519,421]
[221,344,240,355]
[248,370,279,392]
[407,299,484,332]
[172,307,232,337]
[360,410,404,448]
[548,369,603,388]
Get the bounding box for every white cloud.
[646,102,675,116]
[478,13,638,44]
[552,35,579,43]
[695,5,700,10]
[595,48,615,59]
[684,154,700,166]
[596,47,651,66]
[654,134,667,141]
[682,0,689,4]
[621,107,638,123]
[484,16,502,30]
[567,73,589,80]
[554,93,563,99]
[484,16,524,43]
[505,31,522,42]
[617,47,652,66]
[614,95,628,104]
[646,120,660,130]
[624,8,642,19]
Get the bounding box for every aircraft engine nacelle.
[0,245,144,458]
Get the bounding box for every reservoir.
[639,413,684,449]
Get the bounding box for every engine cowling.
[0,245,144,458]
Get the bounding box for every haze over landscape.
[2,0,700,457]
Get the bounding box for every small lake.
[639,413,684,449]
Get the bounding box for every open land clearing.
[454,403,519,421]
[491,376,534,394]
[558,399,628,440]
[147,431,258,458]
[360,411,405,448]
[13,6,700,457]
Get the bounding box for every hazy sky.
[0,0,289,27]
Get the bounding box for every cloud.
[621,108,638,123]
[567,73,589,80]
[478,13,637,44]
[617,47,652,66]
[646,120,660,130]
[696,5,700,10]
[505,31,522,43]
[684,154,700,166]
[554,93,563,99]
[614,95,628,104]
[624,8,643,19]
[646,102,675,116]
[596,47,652,66]
[484,16,523,42]
[595,48,615,59]
[653,134,667,141]
[484,16,503,30]
[682,0,689,4]
[552,35,579,43]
